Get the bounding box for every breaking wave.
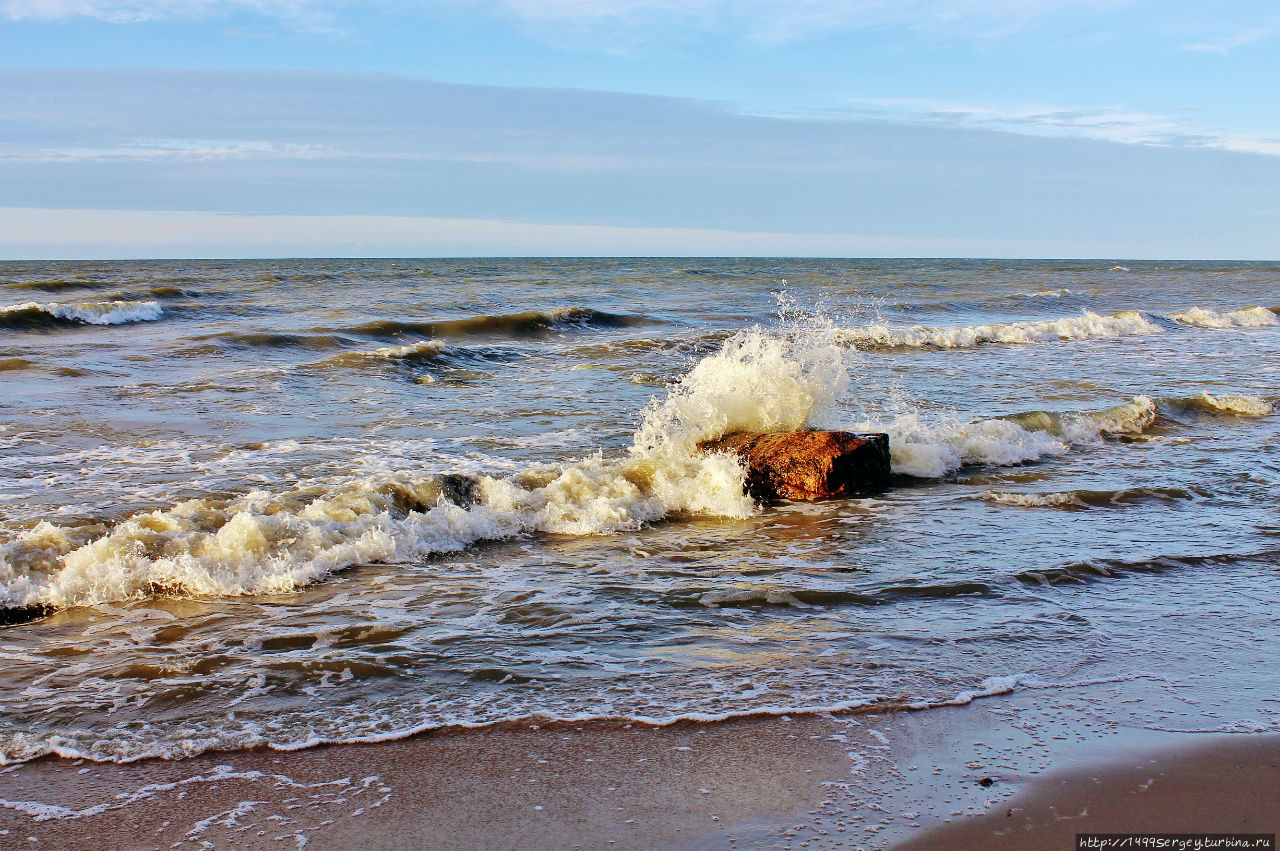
[1164,392,1273,417]
[1167,306,1278,328]
[0,325,844,615]
[0,300,163,330]
[835,305,1277,351]
[310,339,526,375]
[862,396,1159,479]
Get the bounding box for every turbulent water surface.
[1,258,1278,763]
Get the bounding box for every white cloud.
[840,96,1280,157]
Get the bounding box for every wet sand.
[898,733,1280,850]
[2,683,1277,850]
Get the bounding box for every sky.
[1,0,1277,258]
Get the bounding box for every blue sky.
[1,0,1277,258]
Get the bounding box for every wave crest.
[835,305,1278,351]
[0,299,162,330]
[1168,306,1278,328]
[1166,392,1273,417]
[345,306,651,340]
[836,310,1160,350]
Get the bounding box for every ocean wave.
[3,279,120,294]
[189,330,354,352]
[0,668,1158,764]
[853,396,1158,479]
[0,357,36,372]
[0,325,846,615]
[1013,549,1280,586]
[344,306,653,340]
[983,486,1203,509]
[0,299,163,330]
[691,579,992,609]
[310,339,525,373]
[1164,392,1274,417]
[334,338,447,363]
[1167,306,1278,328]
[835,305,1277,351]
[837,309,1160,350]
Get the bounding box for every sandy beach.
[4,675,1277,849]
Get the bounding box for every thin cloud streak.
[840,96,1280,157]
[1184,16,1280,52]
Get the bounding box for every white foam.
[854,395,1157,479]
[856,411,1068,479]
[984,491,1082,508]
[834,305,1279,351]
[836,310,1161,350]
[322,339,447,366]
[369,339,446,359]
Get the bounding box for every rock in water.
[697,431,891,501]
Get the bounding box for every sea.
[1,258,1278,765]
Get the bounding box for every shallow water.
[1,258,1277,763]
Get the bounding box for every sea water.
[1,258,1277,763]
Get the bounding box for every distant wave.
[343,306,654,340]
[189,330,354,352]
[3,279,121,294]
[1013,550,1280,586]
[0,357,36,372]
[836,306,1277,351]
[0,300,163,330]
[982,486,1204,509]
[312,339,523,373]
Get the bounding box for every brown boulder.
[697,431,891,502]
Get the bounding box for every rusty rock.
[697,431,891,501]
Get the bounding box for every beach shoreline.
[3,680,1277,850]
